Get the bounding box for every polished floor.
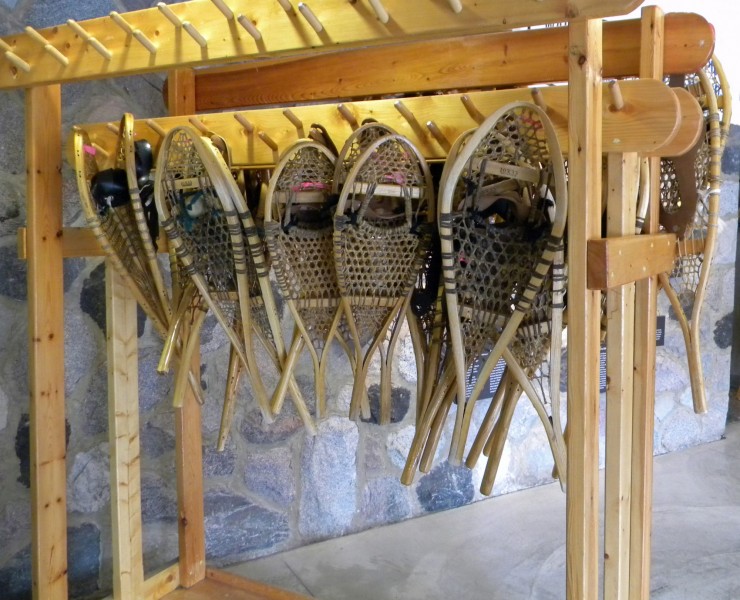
[227,421,740,599]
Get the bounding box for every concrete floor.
[227,421,740,599]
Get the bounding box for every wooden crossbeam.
[71,80,689,169]
[587,233,677,290]
[0,0,643,90]
[189,12,713,110]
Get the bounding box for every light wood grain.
[586,233,676,290]
[565,19,603,600]
[630,7,663,599]
[143,564,181,600]
[107,263,145,599]
[657,88,704,157]
[169,68,207,590]
[26,84,68,600]
[73,80,682,169]
[0,0,643,90]
[191,12,713,110]
[603,153,638,600]
[205,569,311,599]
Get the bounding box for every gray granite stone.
[416,462,474,513]
[80,361,108,436]
[69,443,110,514]
[721,124,739,176]
[67,523,102,598]
[25,0,114,29]
[396,331,418,384]
[387,425,415,470]
[14,414,69,489]
[204,490,290,560]
[203,444,237,477]
[244,447,295,508]
[361,384,410,425]
[0,385,7,431]
[79,262,146,337]
[0,175,25,239]
[713,311,734,349]
[363,435,386,474]
[361,476,412,527]
[0,243,27,301]
[0,544,31,599]
[139,347,174,413]
[239,407,304,445]
[299,417,358,540]
[659,406,703,453]
[141,473,178,523]
[654,352,691,394]
[140,423,175,460]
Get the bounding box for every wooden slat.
[169,68,207,590]
[603,152,638,600]
[653,87,703,157]
[587,233,676,290]
[106,262,145,599]
[565,18,602,600]
[163,577,305,600]
[73,80,682,169]
[0,0,643,90]
[143,563,181,600]
[631,6,663,599]
[26,84,67,600]
[205,569,310,600]
[191,12,713,110]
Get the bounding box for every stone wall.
[0,0,737,597]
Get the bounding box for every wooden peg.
[368,0,389,24]
[427,120,451,151]
[609,80,625,111]
[188,116,210,135]
[283,109,305,137]
[531,87,547,111]
[0,39,31,73]
[234,113,255,133]
[297,3,323,33]
[106,122,119,134]
[110,11,134,34]
[25,26,68,66]
[276,0,294,14]
[461,94,485,123]
[237,15,262,41]
[211,0,234,20]
[157,3,183,27]
[337,103,359,130]
[67,19,113,60]
[448,0,463,13]
[132,30,157,54]
[92,143,110,159]
[183,22,208,48]
[146,119,166,137]
[258,131,279,152]
[394,100,417,125]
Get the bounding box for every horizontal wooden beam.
[0,0,643,90]
[71,80,687,169]
[17,227,169,259]
[587,233,677,290]
[190,12,713,110]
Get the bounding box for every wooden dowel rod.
[394,100,416,124]
[92,143,110,158]
[211,0,234,20]
[188,116,209,135]
[368,0,389,24]
[67,19,113,60]
[283,108,303,131]
[25,26,68,66]
[234,113,254,133]
[461,94,484,123]
[297,3,323,33]
[106,122,119,133]
[448,0,463,13]
[157,3,183,27]
[2,48,31,73]
[146,119,166,137]
[337,103,358,129]
[426,120,450,151]
[110,11,134,34]
[609,80,625,111]
[276,0,294,14]
[257,130,279,151]
[133,30,157,54]
[531,87,548,111]
[237,15,262,41]
[183,22,208,47]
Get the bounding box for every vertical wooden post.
[107,263,145,599]
[603,153,638,600]
[26,85,68,600]
[631,7,664,599]
[566,19,602,600]
[168,67,207,588]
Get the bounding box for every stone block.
[140,473,178,524]
[299,417,358,540]
[387,425,415,470]
[239,407,304,445]
[140,423,175,460]
[416,462,474,513]
[69,443,110,514]
[361,476,412,527]
[203,443,237,477]
[361,384,410,425]
[244,446,295,508]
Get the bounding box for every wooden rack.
[11,1,716,599]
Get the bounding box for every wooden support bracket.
[587,233,677,290]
